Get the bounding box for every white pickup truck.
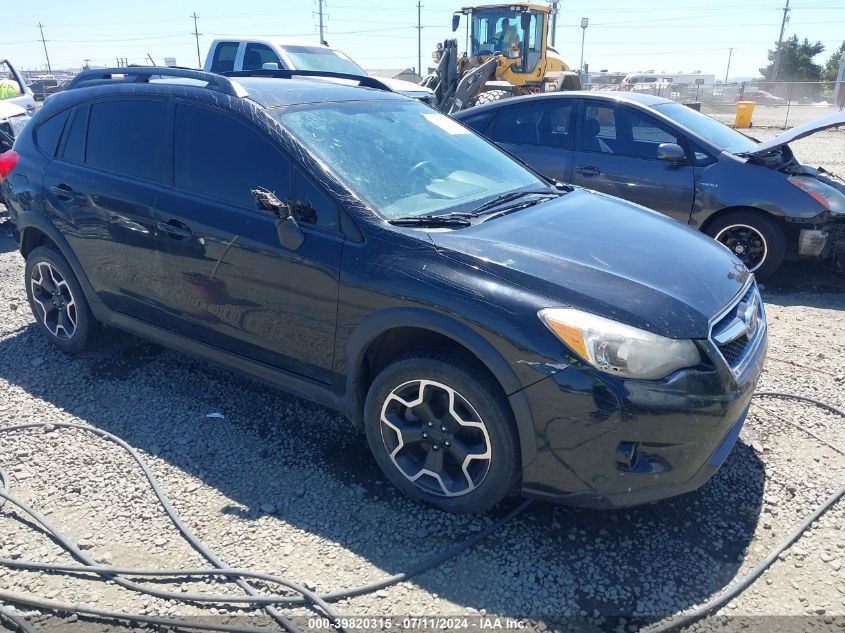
[1,58,36,115]
[203,38,433,104]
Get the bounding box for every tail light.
[0,150,19,183]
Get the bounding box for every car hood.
[0,100,26,120]
[428,189,750,339]
[746,111,845,156]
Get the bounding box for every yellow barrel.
[735,101,756,128]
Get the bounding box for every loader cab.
[455,5,547,75]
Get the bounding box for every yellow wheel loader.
[423,3,581,113]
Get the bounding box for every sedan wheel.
[714,224,767,272]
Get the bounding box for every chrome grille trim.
[708,279,767,378]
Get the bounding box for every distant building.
[164,57,178,67]
[366,68,423,83]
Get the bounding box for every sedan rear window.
[273,101,541,219]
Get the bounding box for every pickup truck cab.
[1,59,36,115]
[203,37,433,104]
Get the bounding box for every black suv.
[0,68,766,513]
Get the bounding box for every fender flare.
[16,213,109,322]
[344,307,538,466]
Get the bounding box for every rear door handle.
[575,165,601,177]
[157,219,193,239]
[49,184,75,200]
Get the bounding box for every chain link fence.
[611,80,844,128]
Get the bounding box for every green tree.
[759,35,825,81]
[824,41,845,82]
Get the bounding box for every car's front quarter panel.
[690,152,830,229]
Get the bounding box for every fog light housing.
[616,441,640,470]
[798,228,829,257]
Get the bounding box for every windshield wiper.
[389,213,472,228]
[469,189,563,216]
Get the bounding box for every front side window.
[582,104,617,154]
[0,61,23,100]
[243,43,282,70]
[174,104,290,209]
[86,100,166,182]
[581,103,683,160]
[210,42,239,73]
[274,100,542,220]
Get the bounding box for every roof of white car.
[211,37,330,48]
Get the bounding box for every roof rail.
[221,69,393,93]
[64,67,248,98]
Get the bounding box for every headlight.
[788,176,845,213]
[538,308,701,380]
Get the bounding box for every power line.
[191,12,202,68]
[37,22,52,74]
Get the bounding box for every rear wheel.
[706,210,785,280]
[468,89,511,107]
[25,246,101,353]
[364,351,519,514]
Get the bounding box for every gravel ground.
[1,128,844,632]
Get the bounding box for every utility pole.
[37,22,52,74]
[191,12,202,68]
[549,0,559,47]
[725,47,733,84]
[318,0,325,44]
[83,58,91,70]
[417,0,423,77]
[579,18,589,73]
[772,0,790,81]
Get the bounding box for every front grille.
[710,283,765,375]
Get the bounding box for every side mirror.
[451,12,460,32]
[262,62,280,70]
[657,142,686,163]
[276,216,305,250]
[520,12,531,33]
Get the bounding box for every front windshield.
[652,102,759,154]
[281,45,366,75]
[273,100,543,219]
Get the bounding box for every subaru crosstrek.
[0,68,766,513]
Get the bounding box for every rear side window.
[86,100,166,182]
[174,103,290,209]
[492,100,575,149]
[60,105,88,164]
[243,43,282,70]
[210,42,239,73]
[35,110,69,157]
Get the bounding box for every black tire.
[364,351,519,514]
[468,89,511,107]
[555,71,582,91]
[705,210,786,281]
[24,245,102,353]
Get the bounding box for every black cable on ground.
[0,603,36,633]
[0,391,841,632]
[641,391,845,632]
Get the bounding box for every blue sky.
[4,0,844,80]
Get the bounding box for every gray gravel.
[1,131,844,631]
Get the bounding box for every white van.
[203,38,433,104]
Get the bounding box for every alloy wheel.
[30,261,78,340]
[714,224,768,272]
[379,379,492,497]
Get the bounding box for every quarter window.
[174,104,290,210]
[35,110,69,157]
[86,100,166,182]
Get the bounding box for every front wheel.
[706,210,785,280]
[364,352,519,514]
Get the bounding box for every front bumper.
[515,331,766,509]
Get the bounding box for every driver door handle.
[575,165,601,177]
[157,219,193,239]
